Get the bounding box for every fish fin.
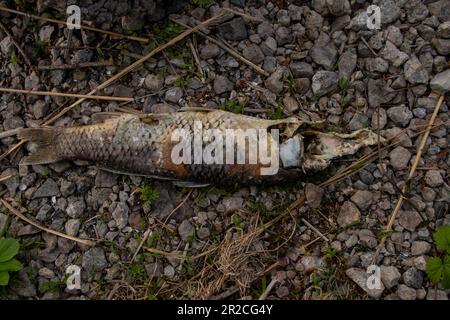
[178,107,213,112]
[138,114,172,125]
[172,181,211,188]
[18,128,61,165]
[91,112,123,123]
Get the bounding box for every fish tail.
[18,127,62,165]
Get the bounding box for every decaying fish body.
[19,109,381,186]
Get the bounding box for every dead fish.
[18,108,381,187]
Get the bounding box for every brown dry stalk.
[170,18,269,77]
[1,199,96,246]
[0,5,149,42]
[0,174,14,182]
[372,95,445,263]
[38,61,114,70]
[0,21,32,67]
[0,87,134,102]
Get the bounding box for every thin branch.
[301,218,329,242]
[1,199,96,246]
[38,60,114,70]
[258,277,278,300]
[0,87,134,102]
[222,7,264,23]
[372,95,445,264]
[0,21,32,66]
[170,18,269,77]
[0,5,150,43]
[0,128,22,140]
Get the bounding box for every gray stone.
[31,100,48,119]
[389,146,411,170]
[310,46,338,69]
[358,229,377,248]
[368,79,396,107]
[432,38,450,55]
[60,180,76,197]
[426,289,449,300]
[404,56,429,84]
[200,43,220,59]
[82,247,108,272]
[165,87,183,103]
[398,210,423,231]
[276,285,289,298]
[65,219,81,236]
[437,21,450,38]
[290,62,314,78]
[380,41,409,67]
[178,220,194,241]
[385,26,403,47]
[379,0,401,25]
[0,36,13,55]
[387,105,413,127]
[112,202,129,229]
[296,255,326,274]
[39,25,54,42]
[337,201,361,227]
[411,241,431,255]
[33,179,59,198]
[144,74,164,92]
[424,170,444,187]
[260,37,277,56]
[66,198,86,218]
[327,0,351,16]
[293,78,310,94]
[163,265,175,278]
[217,17,247,41]
[221,197,244,213]
[397,284,417,300]
[242,44,264,64]
[305,183,324,209]
[145,262,163,279]
[311,71,339,97]
[365,57,389,73]
[346,268,385,298]
[282,96,299,113]
[265,68,285,94]
[275,26,292,46]
[405,0,429,24]
[351,190,373,210]
[95,170,117,188]
[11,269,37,297]
[213,75,233,94]
[430,69,450,94]
[371,108,387,129]
[197,227,210,240]
[380,265,401,289]
[402,267,423,289]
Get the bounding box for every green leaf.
[0,271,10,286]
[0,238,20,262]
[0,259,23,272]
[442,255,450,289]
[434,225,450,254]
[426,256,444,284]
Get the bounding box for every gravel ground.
[0,0,449,300]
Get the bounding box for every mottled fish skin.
[50,111,298,184]
[19,110,380,185]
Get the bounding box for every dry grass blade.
[170,18,269,77]
[0,87,134,102]
[222,7,264,22]
[1,199,96,246]
[258,277,278,300]
[38,61,114,70]
[0,21,32,67]
[0,128,22,140]
[0,5,149,43]
[0,174,14,182]
[372,95,445,264]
